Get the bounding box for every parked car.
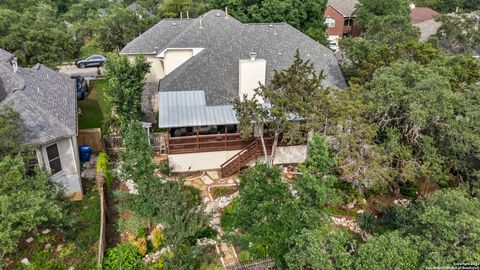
[75,55,106,68]
[73,76,88,100]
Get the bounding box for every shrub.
[158,160,172,176]
[128,235,148,256]
[238,250,251,263]
[103,243,142,270]
[151,227,165,250]
[357,211,376,233]
[400,181,418,199]
[96,152,114,188]
[212,187,232,198]
[378,206,408,230]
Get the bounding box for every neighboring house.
[0,48,83,200]
[410,4,439,24]
[121,10,347,175]
[324,0,360,49]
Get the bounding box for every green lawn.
[78,79,111,129]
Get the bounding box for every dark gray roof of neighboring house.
[327,0,359,17]
[123,10,347,106]
[0,53,77,145]
[0,48,14,63]
[121,18,193,54]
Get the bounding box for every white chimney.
[239,53,266,102]
[409,3,416,10]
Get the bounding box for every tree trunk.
[259,126,269,163]
[270,130,279,166]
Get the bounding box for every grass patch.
[78,79,111,129]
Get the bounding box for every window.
[46,144,62,174]
[344,18,354,27]
[325,17,336,28]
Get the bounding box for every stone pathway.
[183,170,240,267]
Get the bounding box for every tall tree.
[233,51,325,164]
[436,12,480,54]
[355,0,410,28]
[0,3,79,68]
[104,53,150,129]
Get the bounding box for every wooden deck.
[167,133,251,154]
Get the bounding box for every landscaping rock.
[42,229,51,234]
[357,209,365,214]
[21,258,30,265]
[26,237,34,243]
[227,179,235,184]
[56,244,64,251]
[201,175,214,185]
[45,243,52,249]
[143,247,170,264]
[125,179,139,195]
[197,238,217,246]
[347,201,356,209]
[68,266,75,270]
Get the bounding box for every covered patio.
[159,91,250,154]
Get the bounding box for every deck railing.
[168,133,251,154]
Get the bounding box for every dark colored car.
[75,55,107,68]
[73,76,88,99]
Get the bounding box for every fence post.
[96,169,107,266]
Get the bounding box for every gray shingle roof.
[327,0,359,17]
[122,10,347,106]
[0,52,77,145]
[121,18,194,54]
[0,48,14,63]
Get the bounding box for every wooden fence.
[104,132,168,154]
[78,128,104,153]
[96,169,107,266]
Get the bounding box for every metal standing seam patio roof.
[158,91,238,128]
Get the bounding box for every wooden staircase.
[220,141,259,178]
[220,137,275,178]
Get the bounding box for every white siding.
[169,150,242,172]
[128,54,165,82]
[239,59,266,101]
[38,137,83,199]
[164,49,194,75]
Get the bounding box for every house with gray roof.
[0,48,83,200]
[121,10,347,174]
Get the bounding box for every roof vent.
[216,13,221,17]
[10,57,18,73]
[268,24,273,28]
[409,3,416,9]
[199,16,204,29]
[171,22,177,26]
[250,52,257,61]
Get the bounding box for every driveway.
[58,64,100,78]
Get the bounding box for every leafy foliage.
[104,54,151,129]
[285,229,354,270]
[103,243,142,270]
[436,12,480,54]
[0,156,67,265]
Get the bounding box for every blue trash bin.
[79,145,92,162]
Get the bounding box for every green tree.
[207,0,328,44]
[159,0,203,18]
[229,164,328,265]
[285,229,354,270]
[0,3,79,67]
[0,156,66,266]
[0,105,27,158]
[355,0,410,28]
[362,15,420,46]
[436,12,480,54]
[233,51,325,164]
[104,53,150,129]
[355,232,422,270]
